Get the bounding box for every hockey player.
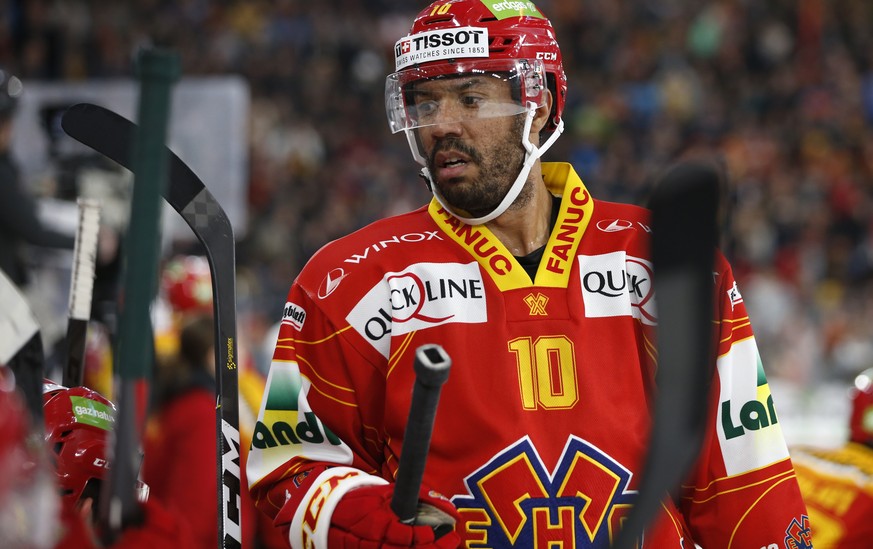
[792,369,873,546]
[1,368,195,548]
[247,1,812,547]
[42,380,195,548]
[146,255,285,548]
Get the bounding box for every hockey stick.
[612,161,720,548]
[61,102,243,548]
[0,270,44,434]
[93,50,179,544]
[391,344,452,525]
[62,198,101,388]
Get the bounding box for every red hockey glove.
[328,484,460,549]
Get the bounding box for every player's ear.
[531,89,553,136]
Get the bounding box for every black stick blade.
[62,99,243,548]
[613,161,721,548]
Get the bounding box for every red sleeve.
[246,281,390,547]
[54,499,195,549]
[679,254,812,547]
[109,499,196,548]
[141,389,218,548]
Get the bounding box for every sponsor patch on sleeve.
[282,301,307,331]
[727,280,744,310]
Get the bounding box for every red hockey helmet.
[849,368,873,446]
[43,384,117,505]
[386,0,566,134]
[386,0,567,225]
[42,382,150,506]
[161,255,213,316]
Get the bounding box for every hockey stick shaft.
[62,198,101,388]
[612,162,720,548]
[97,49,179,543]
[61,102,243,548]
[391,344,452,524]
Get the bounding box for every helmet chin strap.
[406,101,564,226]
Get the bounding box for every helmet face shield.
[386,58,547,134]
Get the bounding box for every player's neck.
[485,178,553,257]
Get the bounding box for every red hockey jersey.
[247,162,811,548]
[792,442,873,547]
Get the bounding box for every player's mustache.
[428,138,482,167]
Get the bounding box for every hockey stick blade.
[391,344,452,525]
[612,162,720,548]
[61,102,243,547]
[62,198,101,387]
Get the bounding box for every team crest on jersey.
[452,436,639,548]
[524,292,549,316]
[783,515,812,549]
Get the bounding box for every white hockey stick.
[62,198,101,388]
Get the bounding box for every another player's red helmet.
[161,255,213,315]
[849,368,873,446]
[43,383,116,505]
[43,382,149,506]
[386,0,566,134]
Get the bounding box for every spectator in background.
[792,368,873,546]
[0,68,73,289]
[144,255,286,548]
[141,312,226,549]
[5,0,873,452]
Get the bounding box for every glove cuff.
[288,467,388,549]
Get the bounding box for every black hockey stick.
[612,161,720,548]
[62,198,101,388]
[61,101,243,548]
[391,344,452,525]
[0,270,45,434]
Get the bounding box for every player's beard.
[427,115,529,219]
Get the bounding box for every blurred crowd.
[2,0,873,395]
